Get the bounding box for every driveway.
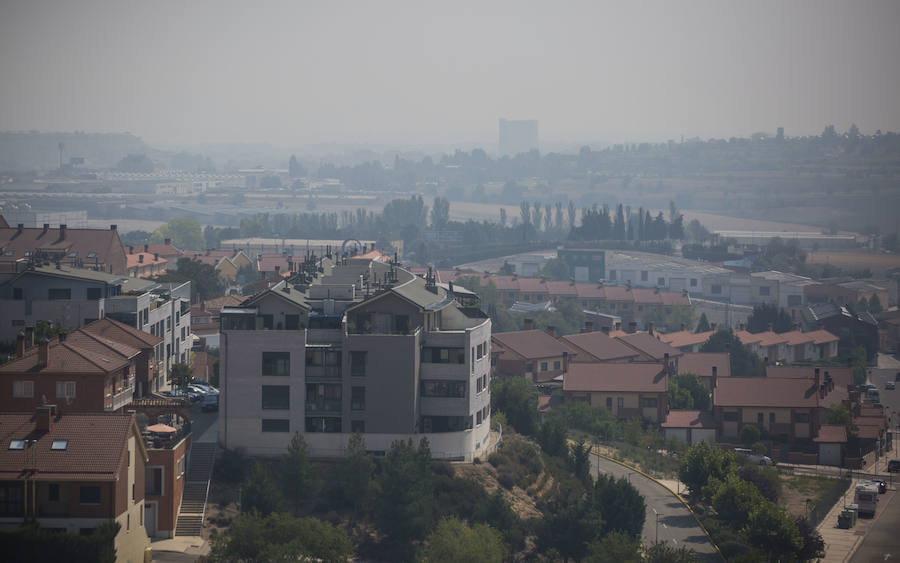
[590,453,720,560]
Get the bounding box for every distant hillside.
[0,131,151,171]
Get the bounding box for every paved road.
[850,489,899,562]
[188,398,219,443]
[590,453,719,560]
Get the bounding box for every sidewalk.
[150,536,210,562]
[817,478,895,563]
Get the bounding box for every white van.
[854,482,879,516]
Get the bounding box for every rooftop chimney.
[38,338,49,368]
[16,331,25,358]
[42,223,49,234]
[739,322,745,331]
[36,405,55,433]
[615,321,621,331]
[584,321,593,333]
[664,352,670,374]
[767,322,773,332]
[129,245,134,254]
[144,244,149,253]
[110,224,117,231]
[710,322,717,331]
[648,322,654,336]
[628,321,637,334]
[164,238,171,246]
[545,325,556,338]
[680,323,686,332]
[712,366,718,389]
[138,254,144,263]
[58,331,67,342]
[16,223,23,233]
[524,318,534,330]
[563,351,569,373]
[58,224,66,239]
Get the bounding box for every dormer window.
[87,252,97,258]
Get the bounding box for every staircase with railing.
[174,442,217,536]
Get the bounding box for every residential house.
[562,362,669,422]
[661,410,717,445]
[81,318,166,398]
[614,331,683,367]
[0,221,127,276]
[677,352,730,390]
[126,251,168,279]
[805,303,880,358]
[0,408,150,561]
[560,330,639,363]
[492,325,572,383]
[190,294,244,349]
[658,329,716,353]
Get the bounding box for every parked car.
[735,448,776,466]
[888,459,900,473]
[870,479,887,494]
[201,393,219,412]
[886,381,895,390]
[192,383,219,395]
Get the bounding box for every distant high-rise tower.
[498,118,538,156]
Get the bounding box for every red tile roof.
[561,332,639,361]
[564,363,667,393]
[545,280,578,296]
[575,284,607,299]
[754,331,788,347]
[735,330,764,345]
[0,338,129,375]
[0,223,124,272]
[82,317,163,349]
[257,254,290,274]
[615,332,683,361]
[813,424,848,443]
[678,353,731,378]
[145,243,181,257]
[780,331,818,346]
[602,285,634,302]
[806,329,839,344]
[658,330,715,349]
[126,252,167,269]
[662,410,716,429]
[492,330,572,360]
[0,412,142,481]
[714,377,820,408]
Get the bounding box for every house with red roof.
[661,410,717,445]
[563,362,669,422]
[560,331,640,364]
[492,325,572,383]
[677,352,730,389]
[658,329,715,353]
[0,408,150,560]
[0,220,127,276]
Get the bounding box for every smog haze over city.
[1,0,899,146]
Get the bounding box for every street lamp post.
[652,508,659,544]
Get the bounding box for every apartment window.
[285,314,300,330]
[262,352,290,376]
[690,278,697,287]
[769,412,776,424]
[421,380,466,398]
[423,347,465,364]
[48,484,60,502]
[617,397,624,408]
[12,288,22,300]
[261,419,290,433]
[351,420,365,433]
[175,311,180,325]
[306,417,342,433]
[641,271,648,281]
[166,317,171,331]
[540,362,548,372]
[11,319,25,327]
[788,294,802,306]
[351,387,366,411]
[723,411,738,421]
[48,288,71,300]
[796,413,810,423]
[757,412,764,426]
[56,381,76,399]
[350,351,367,377]
[525,363,534,373]
[476,410,483,425]
[79,486,101,505]
[176,456,185,477]
[553,360,561,370]
[711,284,722,294]
[181,327,186,341]
[643,398,658,408]
[13,380,34,398]
[759,286,771,296]
[606,397,612,409]
[262,385,290,409]
[146,467,163,496]
[657,277,665,286]
[396,315,410,334]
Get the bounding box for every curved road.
[591,453,720,561]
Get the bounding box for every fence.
[808,477,851,527]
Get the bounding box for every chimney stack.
[584,321,593,333]
[36,405,55,433]
[524,318,534,331]
[38,338,49,368]
[138,254,144,263]
[59,224,66,239]
[680,323,686,332]
[628,321,637,334]
[767,322,773,333]
[712,366,718,389]
[563,351,569,373]
[16,223,23,233]
[16,331,25,358]
[164,238,171,246]
[129,245,134,254]
[58,331,67,342]
[545,326,556,338]
[42,223,49,234]
[739,322,745,331]
[110,224,117,231]
[615,321,621,331]
[711,322,717,331]
[648,322,654,336]
[144,244,149,253]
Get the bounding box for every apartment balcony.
[106,383,135,412]
[305,365,342,379]
[307,328,343,345]
[305,400,343,413]
[144,422,192,450]
[420,362,469,379]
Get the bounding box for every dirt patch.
[779,474,840,518]
[202,479,241,540]
[453,463,543,520]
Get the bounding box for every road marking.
[662,524,668,529]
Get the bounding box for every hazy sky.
[1,0,898,147]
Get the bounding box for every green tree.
[490,377,539,435]
[825,404,857,438]
[678,441,736,499]
[711,474,763,528]
[668,374,711,411]
[740,424,761,447]
[744,502,802,561]
[568,441,592,485]
[280,433,319,515]
[537,497,603,562]
[156,257,224,300]
[851,345,868,385]
[538,417,568,457]
[375,439,434,559]
[209,511,351,563]
[643,541,700,563]
[421,517,505,563]
[431,197,450,230]
[585,531,642,563]
[695,312,711,333]
[746,303,793,333]
[241,462,286,516]
[700,329,765,378]
[794,516,825,561]
[333,433,375,516]
[34,319,65,341]
[169,362,192,390]
[868,294,883,314]
[592,474,646,537]
[539,258,571,281]
[151,218,204,250]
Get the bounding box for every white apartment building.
[219,256,493,461]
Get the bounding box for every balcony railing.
[305,400,343,413]
[305,365,342,378]
[144,422,192,450]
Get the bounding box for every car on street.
[886,381,895,390]
[192,383,219,395]
[888,459,900,473]
[201,393,219,412]
[870,479,887,494]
